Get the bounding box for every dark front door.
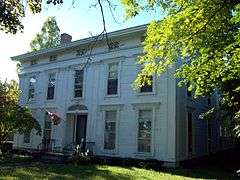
[76,115,87,147]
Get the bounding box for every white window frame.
[28,75,37,102]
[46,72,56,100]
[103,110,117,151]
[136,66,156,96]
[132,103,159,157]
[72,67,86,100]
[104,61,121,98]
[99,104,123,154]
[43,112,53,140]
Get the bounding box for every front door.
[76,115,87,148]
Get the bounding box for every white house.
[11,25,231,167]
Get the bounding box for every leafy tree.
[0,0,42,34]
[0,80,41,154]
[122,0,240,136]
[1,0,239,135]
[30,17,61,51]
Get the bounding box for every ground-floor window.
[44,112,52,140]
[23,132,30,143]
[138,109,152,153]
[104,110,117,150]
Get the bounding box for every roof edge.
[11,24,147,62]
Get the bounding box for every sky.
[0,1,163,81]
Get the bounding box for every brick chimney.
[60,33,72,44]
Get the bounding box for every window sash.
[47,74,56,100]
[107,63,118,95]
[104,111,117,150]
[137,110,152,153]
[44,113,52,140]
[23,132,30,143]
[28,76,36,100]
[74,70,84,98]
[140,76,153,93]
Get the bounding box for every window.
[28,76,36,100]
[140,76,153,93]
[109,41,120,50]
[44,112,52,140]
[138,110,152,153]
[188,112,193,154]
[30,60,37,65]
[49,55,57,61]
[47,73,56,100]
[74,70,84,98]
[107,63,118,95]
[76,49,87,56]
[104,111,117,150]
[23,132,30,143]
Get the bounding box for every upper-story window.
[140,76,153,93]
[47,73,56,100]
[49,55,57,62]
[30,60,37,66]
[107,62,118,95]
[138,109,152,153]
[28,76,36,100]
[108,41,120,50]
[74,69,84,98]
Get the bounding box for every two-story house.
[11,24,230,167]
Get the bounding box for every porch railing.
[62,140,95,156]
[37,139,56,152]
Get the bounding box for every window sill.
[45,99,56,103]
[137,91,155,96]
[134,152,154,158]
[104,94,120,99]
[102,149,118,155]
[72,97,84,101]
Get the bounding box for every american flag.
[46,110,61,125]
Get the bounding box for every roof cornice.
[11,24,147,62]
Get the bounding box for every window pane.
[44,130,51,140]
[104,132,115,150]
[74,90,82,97]
[138,110,152,153]
[107,63,118,95]
[140,76,153,93]
[109,63,118,72]
[47,73,55,99]
[74,70,84,98]
[104,111,117,150]
[47,87,54,100]
[138,138,151,152]
[106,111,117,122]
[28,76,36,99]
[23,132,30,143]
[105,122,116,131]
[107,79,118,95]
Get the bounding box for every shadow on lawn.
[2,164,134,180]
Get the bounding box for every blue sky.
[0,1,163,81]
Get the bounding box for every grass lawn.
[0,162,235,180]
